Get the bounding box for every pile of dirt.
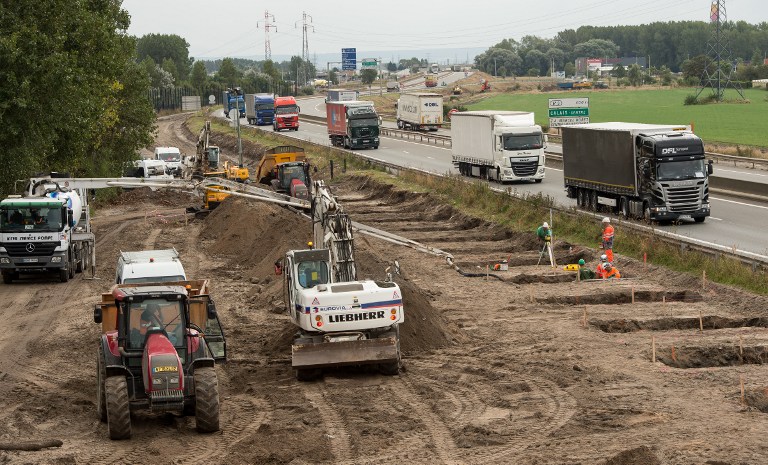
[603,445,661,465]
[100,187,195,207]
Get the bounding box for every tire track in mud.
[389,376,463,465]
[303,387,354,462]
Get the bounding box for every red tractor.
[94,280,227,439]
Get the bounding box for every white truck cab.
[116,249,187,284]
[153,147,182,177]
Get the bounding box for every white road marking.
[711,196,768,210]
[403,151,409,154]
[708,217,723,221]
[717,168,768,178]
[427,156,434,159]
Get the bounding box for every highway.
[231,96,768,258]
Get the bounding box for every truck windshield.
[256,104,274,111]
[297,261,329,288]
[157,152,180,162]
[276,105,298,115]
[656,159,706,181]
[503,134,543,151]
[1,207,64,232]
[349,118,378,128]
[128,299,185,349]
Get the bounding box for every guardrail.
[380,128,451,147]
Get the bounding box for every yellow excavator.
[222,160,249,183]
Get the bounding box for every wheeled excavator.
[278,180,404,381]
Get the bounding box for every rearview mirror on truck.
[206,301,217,320]
[707,160,713,175]
[94,305,102,324]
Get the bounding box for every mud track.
[2,115,768,464]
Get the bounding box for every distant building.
[764,58,768,66]
[575,57,648,76]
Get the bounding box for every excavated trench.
[592,315,768,333]
[655,345,768,368]
[537,290,702,306]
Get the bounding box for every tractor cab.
[271,161,308,194]
[94,281,226,439]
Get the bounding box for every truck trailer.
[245,93,275,126]
[396,93,443,131]
[451,111,546,183]
[562,122,712,222]
[325,89,359,103]
[326,101,381,150]
[273,96,300,131]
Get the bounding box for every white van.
[154,147,182,177]
[116,249,187,284]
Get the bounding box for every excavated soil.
[2,114,768,464]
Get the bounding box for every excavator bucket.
[292,336,399,369]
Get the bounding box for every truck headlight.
[654,206,667,212]
[0,258,9,264]
[538,168,545,174]
[504,169,512,175]
[153,378,163,385]
[51,256,62,263]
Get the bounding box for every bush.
[684,94,699,105]
[299,86,315,96]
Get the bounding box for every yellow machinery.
[222,160,249,183]
[255,146,308,195]
[204,185,230,210]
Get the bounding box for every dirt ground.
[2,114,768,464]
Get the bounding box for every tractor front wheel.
[105,376,131,440]
[194,367,220,433]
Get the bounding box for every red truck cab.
[273,96,300,131]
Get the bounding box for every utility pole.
[296,12,314,88]
[257,11,276,61]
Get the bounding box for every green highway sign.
[549,108,589,117]
[361,59,378,69]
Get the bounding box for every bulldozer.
[277,180,403,381]
[94,280,227,439]
[255,145,310,200]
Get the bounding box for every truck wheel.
[397,120,404,129]
[194,367,220,433]
[643,204,653,224]
[694,217,706,223]
[2,272,12,284]
[105,376,131,440]
[620,197,629,218]
[589,191,598,211]
[576,189,585,208]
[59,268,69,283]
[96,346,107,422]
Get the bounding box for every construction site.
[1,112,768,465]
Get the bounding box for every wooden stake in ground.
[652,336,656,363]
[0,439,63,451]
[740,375,746,405]
[671,343,677,362]
[699,310,704,332]
[631,286,635,304]
[643,252,647,272]
[702,270,707,290]
[582,306,588,328]
[529,287,534,303]
[739,335,744,356]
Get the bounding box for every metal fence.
[147,87,222,111]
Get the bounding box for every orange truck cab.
[273,96,300,132]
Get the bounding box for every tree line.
[474,20,768,78]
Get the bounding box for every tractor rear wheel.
[105,376,131,440]
[194,367,220,433]
[96,346,107,422]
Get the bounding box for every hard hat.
[600,254,607,262]
[542,222,549,228]
[602,217,610,223]
[578,259,585,265]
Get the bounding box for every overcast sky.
[121,0,767,59]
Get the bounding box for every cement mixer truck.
[0,175,95,283]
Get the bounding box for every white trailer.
[396,93,443,131]
[325,89,359,103]
[451,111,546,183]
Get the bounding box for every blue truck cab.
[245,93,275,125]
[222,90,245,119]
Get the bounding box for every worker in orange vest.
[597,217,615,263]
[602,262,621,279]
[595,254,608,278]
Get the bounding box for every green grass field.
[467,87,768,148]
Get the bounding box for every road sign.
[548,98,589,108]
[549,108,589,117]
[361,58,377,69]
[342,48,357,71]
[549,117,590,128]
[549,97,589,128]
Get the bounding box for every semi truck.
[273,96,300,131]
[245,93,275,126]
[562,122,712,222]
[396,93,443,131]
[451,111,546,183]
[222,90,245,119]
[0,176,94,283]
[326,100,381,150]
[325,89,358,103]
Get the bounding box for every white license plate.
[679,215,692,220]
[23,258,39,263]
